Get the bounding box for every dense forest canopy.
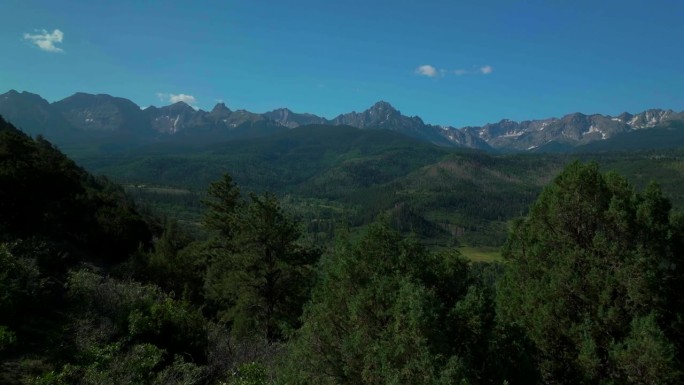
[1,115,683,384]
[69,124,684,249]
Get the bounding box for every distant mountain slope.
[79,124,453,193]
[461,109,680,151]
[574,120,684,152]
[263,108,328,128]
[52,92,149,133]
[0,90,286,147]
[74,120,684,247]
[0,90,72,139]
[264,101,491,148]
[0,89,682,152]
[329,101,447,146]
[71,124,515,244]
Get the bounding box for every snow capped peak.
[626,109,672,129]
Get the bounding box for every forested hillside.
[0,116,156,382]
[69,125,684,248]
[1,115,683,384]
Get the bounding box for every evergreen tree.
[203,175,319,341]
[145,219,203,302]
[498,162,682,384]
[203,174,241,240]
[284,225,438,384]
[285,225,537,384]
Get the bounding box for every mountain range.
[1,89,682,152]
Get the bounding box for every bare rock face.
[263,108,327,128]
[0,89,681,151]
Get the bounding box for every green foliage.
[610,314,680,385]
[284,226,436,384]
[203,174,242,239]
[0,128,83,240]
[81,343,164,385]
[5,113,684,384]
[0,116,152,265]
[204,175,320,340]
[15,269,209,385]
[0,325,16,353]
[499,161,682,383]
[285,225,536,384]
[0,242,43,320]
[66,269,207,362]
[74,127,684,250]
[222,362,270,385]
[31,342,204,385]
[144,219,204,302]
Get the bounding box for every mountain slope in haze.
[79,124,453,194]
[1,89,682,152]
[573,119,684,152]
[74,120,684,247]
[72,124,511,244]
[461,109,680,151]
[0,90,73,139]
[263,108,328,128]
[0,90,286,148]
[264,103,682,151]
[330,101,457,147]
[0,90,491,150]
[145,101,281,136]
[52,92,149,133]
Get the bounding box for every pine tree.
[498,162,682,384]
[203,174,319,340]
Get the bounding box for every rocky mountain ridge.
[460,109,681,151]
[0,89,681,151]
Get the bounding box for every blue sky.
[1,0,683,127]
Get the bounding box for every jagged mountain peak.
[263,107,327,128]
[370,100,397,111]
[1,89,50,104]
[366,101,403,118]
[264,107,294,120]
[210,102,232,114]
[489,118,519,128]
[627,109,674,129]
[0,89,682,152]
[0,89,66,138]
[616,112,633,122]
[270,107,293,113]
[561,112,589,122]
[163,101,194,110]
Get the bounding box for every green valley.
[67,124,684,248]
[2,113,684,384]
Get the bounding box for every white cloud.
[416,64,494,78]
[23,29,64,53]
[416,64,438,77]
[169,93,197,105]
[156,92,198,107]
